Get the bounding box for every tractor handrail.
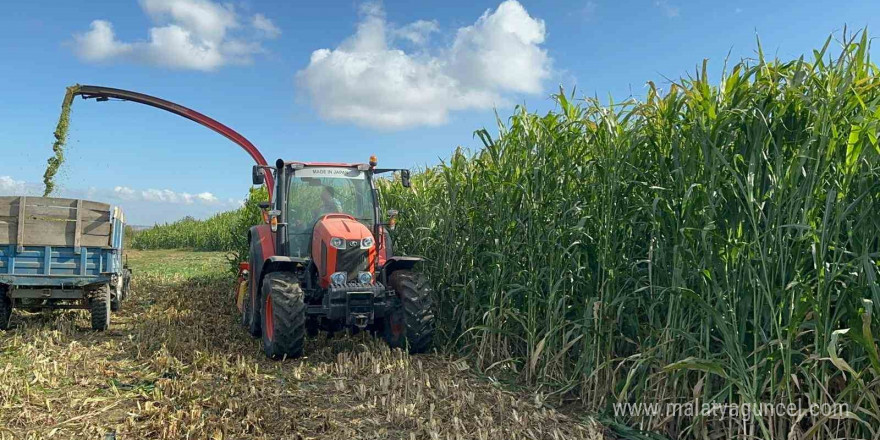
[74,85,274,198]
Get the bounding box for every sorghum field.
[125,33,880,440]
[381,33,880,439]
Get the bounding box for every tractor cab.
[285,166,375,259]
[239,157,433,360]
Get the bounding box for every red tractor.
[57,85,432,359]
[238,157,435,358]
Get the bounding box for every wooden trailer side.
[0,196,112,251]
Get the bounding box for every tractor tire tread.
[388,270,435,354]
[245,271,261,337]
[261,272,306,359]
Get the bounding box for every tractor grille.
[335,244,368,279]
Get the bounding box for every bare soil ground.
[0,250,602,439]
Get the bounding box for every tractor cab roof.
[276,155,380,172]
[279,161,370,169]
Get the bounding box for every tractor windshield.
[287,167,374,257]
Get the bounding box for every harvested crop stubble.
[381,32,880,439]
[0,250,601,439]
[42,84,81,197]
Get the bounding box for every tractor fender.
[381,256,423,283]
[263,256,308,276]
[248,225,277,302]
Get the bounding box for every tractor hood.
[310,214,377,287]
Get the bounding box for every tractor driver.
[291,185,344,232]
[320,186,343,214]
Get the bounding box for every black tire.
[383,270,434,354]
[110,282,122,312]
[260,272,306,359]
[244,271,261,337]
[90,285,111,331]
[122,269,132,300]
[0,287,11,330]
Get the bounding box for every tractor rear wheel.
[383,270,434,354]
[260,272,306,359]
[89,284,111,331]
[243,272,261,337]
[0,287,11,330]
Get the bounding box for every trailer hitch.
[352,314,370,329]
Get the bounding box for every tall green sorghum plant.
[382,32,880,439]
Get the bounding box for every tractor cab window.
[287,167,374,257]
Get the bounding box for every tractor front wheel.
[383,270,435,354]
[260,272,306,359]
[89,284,111,331]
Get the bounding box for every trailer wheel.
[260,272,305,359]
[110,282,122,312]
[383,270,435,354]
[89,285,111,331]
[122,269,132,300]
[0,287,11,331]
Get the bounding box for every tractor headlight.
[361,236,374,249]
[330,272,347,285]
[358,272,373,284]
[329,237,346,250]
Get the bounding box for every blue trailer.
[0,196,130,330]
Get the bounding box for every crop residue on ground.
[0,249,602,439]
[42,84,80,197]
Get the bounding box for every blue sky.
[0,0,877,224]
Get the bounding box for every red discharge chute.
[74,85,274,199]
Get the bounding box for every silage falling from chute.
[42,84,81,196]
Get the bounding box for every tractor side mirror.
[252,166,265,186]
[400,170,411,188]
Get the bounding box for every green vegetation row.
[381,33,880,439]
[130,187,266,270]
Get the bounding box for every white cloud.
[253,13,281,39]
[394,20,439,46]
[114,186,136,200]
[73,20,133,62]
[195,192,218,203]
[72,0,278,70]
[0,176,27,195]
[141,0,236,42]
[115,186,220,205]
[448,0,548,94]
[296,0,551,130]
